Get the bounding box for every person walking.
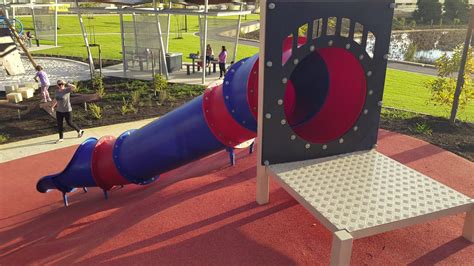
[34,65,52,103]
[218,46,227,79]
[51,80,84,143]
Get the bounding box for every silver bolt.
[345,43,351,49]
[328,40,334,46]
[266,61,273,67]
[225,95,229,99]
[305,143,311,149]
[268,3,275,9]
[353,126,359,131]
[367,71,372,77]
[383,54,389,60]
[359,54,364,60]
[291,135,296,140]
[264,160,270,166]
[282,78,288,84]
[322,144,328,150]
[339,138,344,144]
[225,81,229,85]
[368,90,373,95]
[265,113,272,119]
[293,58,299,65]
[232,109,235,113]
[231,69,235,72]
[277,99,283,105]
[378,101,383,107]
[310,45,315,51]
[364,109,368,115]
[281,119,287,125]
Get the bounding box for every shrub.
[153,74,168,93]
[413,0,442,24]
[120,97,137,115]
[0,133,9,144]
[428,45,474,117]
[88,103,102,120]
[411,122,433,136]
[130,90,141,107]
[92,73,105,97]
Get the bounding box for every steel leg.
[330,230,353,266]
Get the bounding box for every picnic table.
[184,57,218,75]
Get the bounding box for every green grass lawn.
[16,15,473,122]
[19,14,259,60]
[384,69,474,122]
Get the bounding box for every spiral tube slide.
[36,54,261,201]
[36,38,368,205]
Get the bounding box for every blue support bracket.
[249,141,255,154]
[226,147,236,166]
[62,192,69,207]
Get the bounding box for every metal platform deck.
[267,150,473,265]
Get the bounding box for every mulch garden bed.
[0,77,204,144]
[0,78,472,162]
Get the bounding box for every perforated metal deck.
[268,150,473,239]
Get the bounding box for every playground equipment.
[0,12,36,72]
[36,0,473,264]
[0,16,24,34]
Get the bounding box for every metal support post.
[166,14,171,53]
[256,0,269,205]
[75,0,95,80]
[202,0,208,84]
[153,0,169,79]
[232,3,244,63]
[54,0,58,46]
[450,8,474,124]
[119,8,127,74]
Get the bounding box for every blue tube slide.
[36,56,259,196]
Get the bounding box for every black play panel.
[260,0,394,165]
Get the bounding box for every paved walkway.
[0,118,155,163]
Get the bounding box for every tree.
[413,0,443,24]
[444,0,470,24]
[428,45,474,119]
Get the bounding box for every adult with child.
[34,65,52,103]
[218,46,227,79]
[51,80,84,143]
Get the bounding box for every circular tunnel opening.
[284,47,367,144]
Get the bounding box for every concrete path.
[0,118,155,163]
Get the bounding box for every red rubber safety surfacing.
[91,136,130,190]
[203,85,256,147]
[293,47,367,143]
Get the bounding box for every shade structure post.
[54,0,58,46]
[232,3,244,63]
[153,0,169,79]
[119,6,127,74]
[201,0,208,84]
[75,0,95,80]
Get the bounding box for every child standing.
[34,65,51,103]
[218,46,227,79]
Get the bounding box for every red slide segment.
[294,47,367,143]
[91,136,130,190]
[203,85,255,147]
